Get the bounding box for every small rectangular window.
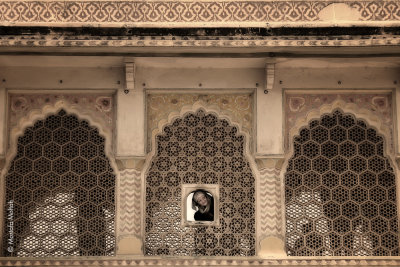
[181,184,219,227]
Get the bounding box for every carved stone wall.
[285,110,399,256]
[147,93,253,152]
[2,110,116,257]
[259,164,284,239]
[1,35,399,48]
[119,169,141,238]
[145,109,256,256]
[285,93,393,153]
[0,1,398,27]
[8,93,114,149]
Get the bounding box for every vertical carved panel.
[119,169,142,237]
[260,168,283,237]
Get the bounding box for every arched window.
[2,110,115,257]
[145,109,255,256]
[285,110,398,256]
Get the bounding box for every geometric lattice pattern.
[145,109,255,256]
[285,110,399,256]
[3,110,115,257]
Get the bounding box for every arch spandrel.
[147,94,254,153]
[285,95,394,157]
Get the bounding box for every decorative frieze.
[1,257,400,266]
[0,1,399,27]
[0,34,400,48]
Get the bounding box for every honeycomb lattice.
[145,110,255,256]
[285,110,399,256]
[3,110,115,257]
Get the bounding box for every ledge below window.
[1,257,400,266]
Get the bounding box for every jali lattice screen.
[285,110,399,256]
[3,110,115,257]
[145,110,255,256]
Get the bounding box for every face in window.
[191,190,214,221]
[194,191,208,207]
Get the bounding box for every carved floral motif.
[0,35,399,48]
[285,93,393,153]
[147,93,253,152]
[8,93,114,145]
[0,1,399,26]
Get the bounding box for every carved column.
[256,58,282,156]
[116,59,145,254]
[0,87,5,158]
[257,158,286,256]
[116,159,144,255]
[116,59,145,157]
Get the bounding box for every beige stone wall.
[0,55,399,264]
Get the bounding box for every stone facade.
[0,0,400,266]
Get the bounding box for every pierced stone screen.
[285,110,399,256]
[3,110,115,257]
[145,110,255,256]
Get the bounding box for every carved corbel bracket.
[115,157,145,171]
[265,59,276,93]
[124,58,135,93]
[255,157,284,172]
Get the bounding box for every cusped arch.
[143,105,257,256]
[149,101,253,157]
[284,109,399,256]
[286,99,394,160]
[2,107,116,257]
[5,100,114,170]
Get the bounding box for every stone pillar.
[256,60,283,156]
[0,87,5,159]
[116,60,145,255]
[117,162,143,255]
[256,158,286,257]
[256,60,286,256]
[395,85,400,166]
[116,60,145,158]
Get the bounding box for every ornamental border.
[0,34,400,48]
[1,257,400,266]
[0,1,400,27]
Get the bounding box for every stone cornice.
[1,257,400,266]
[0,1,399,28]
[0,34,400,49]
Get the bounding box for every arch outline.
[141,99,260,255]
[0,99,119,256]
[280,98,399,256]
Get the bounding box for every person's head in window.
[192,189,214,221]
